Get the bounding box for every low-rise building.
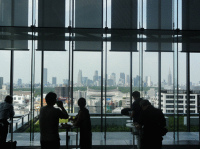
[155,90,200,113]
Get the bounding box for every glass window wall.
[0,0,199,146]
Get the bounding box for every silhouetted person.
[39,92,68,149]
[72,98,92,149]
[121,91,143,123]
[0,96,15,148]
[136,100,166,149]
[121,91,143,122]
[130,91,143,124]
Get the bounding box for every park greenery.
[14,86,161,97]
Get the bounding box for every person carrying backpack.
[135,100,167,149]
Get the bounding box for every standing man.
[0,96,15,147]
[39,92,69,149]
[136,100,166,149]
[130,91,143,124]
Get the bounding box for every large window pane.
[74,52,101,114]
[0,51,10,101]
[73,51,102,143]
[143,51,158,100]
[13,49,33,136]
[43,50,69,105]
[106,45,130,144]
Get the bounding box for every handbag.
[5,140,17,149]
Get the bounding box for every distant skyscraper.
[0,77,3,89]
[110,73,116,86]
[145,76,151,87]
[77,70,82,86]
[98,76,101,86]
[107,79,114,86]
[52,77,57,85]
[134,75,140,87]
[86,79,93,86]
[93,70,98,82]
[120,72,125,84]
[18,79,22,87]
[43,68,48,85]
[168,68,172,86]
[125,75,130,86]
[63,79,68,85]
[82,77,88,86]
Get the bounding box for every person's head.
[5,95,13,104]
[78,97,86,109]
[45,92,57,106]
[140,100,151,110]
[132,91,140,100]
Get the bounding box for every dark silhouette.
[72,98,92,149]
[121,91,143,123]
[136,100,166,149]
[130,91,143,123]
[0,95,15,148]
[39,92,68,149]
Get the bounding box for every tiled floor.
[7,132,200,147]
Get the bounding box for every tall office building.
[168,68,172,86]
[77,70,82,86]
[120,72,125,85]
[82,77,88,86]
[145,76,151,87]
[93,70,98,82]
[63,79,68,85]
[43,68,48,85]
[0,77,3,89]
[110,73,116,86]
[52,77,57,85]
[18,79,22,87]
[107,79,114,86]
[125,75,130,86]
[134,75,140,87]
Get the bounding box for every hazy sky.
[1,46,200,86]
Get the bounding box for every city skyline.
[1,66,200,88]
[1,49,200,86]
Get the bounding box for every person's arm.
[9,105,15,118]
[130,110,135,118]
[131,101,137,118]
[57,101,69,119]
[73,111,83,127]
[136,110,144,129]
[159,110,166,127]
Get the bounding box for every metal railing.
[10,109,39,132]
